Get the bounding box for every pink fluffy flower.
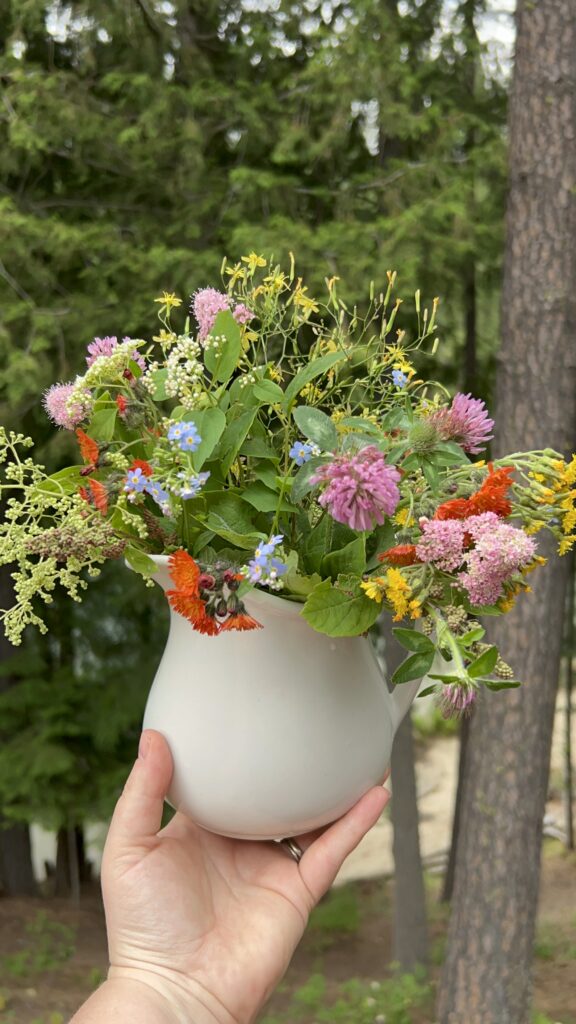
[415,519,467,571]
[43,382,92,430]
[191,289,253,341]
[232,302,253,325]
[439,683,477,719]
[86,336,146,372]
[458,515,536,605]
[428,392,494,454]
[312,446,401,531]
[192,289,230,341]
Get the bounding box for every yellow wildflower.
[360,578,385,603]
[154,291,182,312]
[394,507,415,528]
[268,365,283,383]
[225,263,246,286]
[263,271,286,291]
[559,535,576,555]
[384,568,412,621]
[318,337,339,354]
[241,252,267,272]
[152,328,177,345]
[562,506,576,534]
[299,383,323,403]
[529,471,545,483]
[523,555,548,574]
[562,455,576,486]
[293,279,320,316]
[408,598,422,620]
[525,520,546,535]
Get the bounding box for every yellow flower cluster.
[361,569,421,621]
[528,456,576,554]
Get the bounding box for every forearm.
[70,973,237,1024]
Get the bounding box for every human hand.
[75,730,389,1024]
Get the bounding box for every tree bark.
[437,2,576,1022]
[381,620,428,969]
[440,713,471,904]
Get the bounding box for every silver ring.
[280,837,304,863]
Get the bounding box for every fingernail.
[138,731,152,760]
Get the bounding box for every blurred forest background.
[0,2,574,1023]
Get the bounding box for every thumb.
[107,730,174,847]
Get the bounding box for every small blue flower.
[124,467,147,493]
[167,421,201,452]
[392,369,408,388]
[178,470,210,500]
[242,536,287,588]
[144,479,171,511]
[289,441,320,466]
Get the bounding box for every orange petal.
[88,479,108,515]
[169,549,200,596]
[220,613,263,632]
[76,428,99,466]
[167,590,206,624]
[129,458,153,477]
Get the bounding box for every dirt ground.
[0,711,575,1024]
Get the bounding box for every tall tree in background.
[437,2,576,1021]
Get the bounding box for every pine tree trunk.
[382,621,428,968]
[437,3,576,1021]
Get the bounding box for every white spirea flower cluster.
[164,334,204,409]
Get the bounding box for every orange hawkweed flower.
[168,549,201,596]
[220,613,263,632]
[435,464,514,521]
[88,479,108,515]
[76,428,99,466]
[378,544,419,566]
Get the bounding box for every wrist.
[106,966,240,1024]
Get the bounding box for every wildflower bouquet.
[1,255,574,716]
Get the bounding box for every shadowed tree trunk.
[437,2,576,1021]
[0,565,36,896]
[381,620,428,968]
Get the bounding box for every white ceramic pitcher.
[142,555,422,840]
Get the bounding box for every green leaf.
[391,651,435,685]
[321,536,366,579]
[253,379,285,405]
[467,645,498,678]
[459,626,486,647]
[290,456,329,504]
[428,673,463,684]
[204,493,261,549]
[253,463,282,489]
[283,351,347,408]
[124,545,157,576]
[179,407,226,470]
[88,406,117,442]
[417,685,438,699]
[339,417,382,435]
[283,551,322,598]
[392,627,435,654]
[204,310,242,383]
[481,679,522,691]
[421,459,439,491]
[242,481,295,513]
[239,438,280,460]
[35,466,83,496]
[292,405,338,451]
[302,579,380,637]
[218,408,258,476]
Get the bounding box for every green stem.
[429,608,467,677]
